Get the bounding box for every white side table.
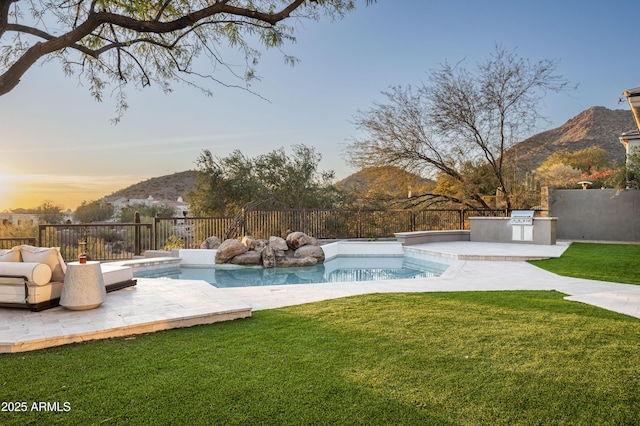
[60,261,107,310]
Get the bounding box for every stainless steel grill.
[509,210,535,226]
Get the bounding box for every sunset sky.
[1,0,639,211]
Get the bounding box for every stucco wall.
[549,189,640,241]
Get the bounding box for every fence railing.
[33,208,513,260]
[154,216,235,250]
[0,237,36,249]
[38,223,153,262]
[155,208,511,249]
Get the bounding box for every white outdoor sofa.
[0,245,136,311]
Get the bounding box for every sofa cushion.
[100,264,134,286]
[0,262,52,286]
[0,247,21,262]
[19,245,66,282]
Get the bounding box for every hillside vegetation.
[104,170,196,202]
[508,106,634,171]
[336,166,435,204]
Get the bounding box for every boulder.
[285,232,314,250]
[294,245,325,263]
[261,244,277,269]
[215,239,248,264]
[253,239,268,253]
[230,251,262,265]
[200,236,221,249]
[276,256,318,268]
[268,236,288,252]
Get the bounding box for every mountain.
[100,107,634,203]
[336,166,435,199]
[104,170,197,202]
[507,106,635,171]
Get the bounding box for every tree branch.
[0,0,17,38]
[0,0,307,96]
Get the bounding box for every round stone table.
[60,261,107,310]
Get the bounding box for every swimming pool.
[135,255,450,288]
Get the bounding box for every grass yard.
[529,242,640,285]
[1,291,639,425]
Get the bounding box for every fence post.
[38,224,45,247]
[459,210,465,230]
[134,211,141,256]
[242,208,246,237]
[302,208,307,235]
[153,217,159,250]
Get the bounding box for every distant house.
[620,87,640,159]
[104,195,189,218]
[0,212,39,226]
[162,196,190,217]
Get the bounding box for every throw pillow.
[20,245,67,282]
[0,247,21,262]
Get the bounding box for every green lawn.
[529,242,640,285]
[1,291,639,425]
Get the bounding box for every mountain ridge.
[103,170,197,203]
[103,107,635,203]
[508,106,634,171]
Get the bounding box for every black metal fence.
[154,216,236,251]
[38,223,153,262]
[0,237,36,249]
[34,208,512,260]
[155,208,510,249]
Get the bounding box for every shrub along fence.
[36,208,511,261]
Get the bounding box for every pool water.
[135,255,449,288]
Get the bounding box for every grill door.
[512,224,533,241]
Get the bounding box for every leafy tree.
[607,146,640,190]
[432,162,500,207]
[254,145,338,209]
[188,149,262,216]
[347,46,570,210]
[535,163,581,188]
[34,201,64,224]
[337,166,435,209]
[74,200,115,223]
[627,146,640,189]
[189,144,341,215]
[116,203,177,222]
[538,147,609,174]
[0,0,373,120]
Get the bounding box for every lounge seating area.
[0,245,136,311]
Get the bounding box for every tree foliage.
[538,147,609,174]
[74,199,115,223]
[347,46,570,210]
[188,144,341,215]
[116,202,178,222]
[32,201,65,224]
[337,166,435,209]
[535,147,616,189]
[535,163,581,188]
[0,0,373,120]
[607,146,640,190]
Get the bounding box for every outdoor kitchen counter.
[469,216,558,245]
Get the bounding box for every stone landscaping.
[201,232,325,268]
